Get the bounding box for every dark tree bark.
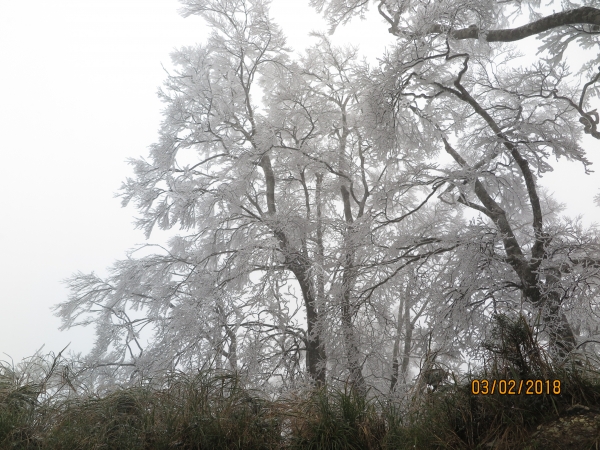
[398,7,600,42]
[390,294,415,393]
[339,188,367,392]
[400,312,413,382]
[389,297,403,393]
[542,268,578,359]
[259,154,326,385]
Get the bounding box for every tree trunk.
[315,173,327,379]
[259,154,326,385]
[540,268,577,360]
[390,297,404,393]
[339,190,366,394]
[400,297,413,380]
[225,324,238,371]
[340,215,365,393]
[442,135,577,364]
[291,261,326,385]
[337,109,366,394]
[341,264,366,394]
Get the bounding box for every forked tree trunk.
[260,154,326,385]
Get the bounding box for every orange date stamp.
[471,379,561,395]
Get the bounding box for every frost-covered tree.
[56,0,600,394]
[56,0,446,391]
[313,0,600,360]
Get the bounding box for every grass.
[3,365,600,450]
[4,316,600,449]
[39,372,283,450]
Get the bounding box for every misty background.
[1,0,597,364]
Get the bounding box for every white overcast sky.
[0,0,598,364]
